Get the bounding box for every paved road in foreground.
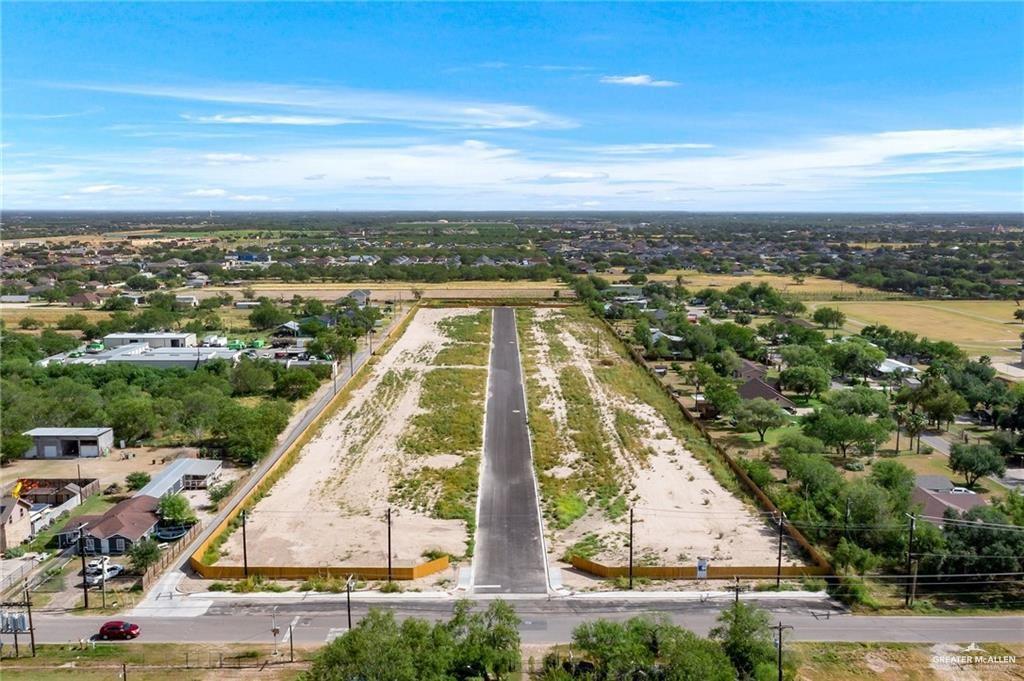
[32,598,1024,646]
[472,307,547,594]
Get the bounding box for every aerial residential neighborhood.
[1,2,1023,680]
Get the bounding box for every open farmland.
[517,307,798,586]
[641,269,893,300]
[191,281,569,302]
[216,307,489,574]
[806,299,1023,360]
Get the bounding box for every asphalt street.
[472,307,548,594]
[29,598,1024,646]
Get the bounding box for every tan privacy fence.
[194,557,450,582]
[571,556,830,580]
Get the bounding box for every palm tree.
[905,412,927,454]
[892,404,908,452]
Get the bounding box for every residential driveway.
[472,307,547,594]
[920,432,952,455]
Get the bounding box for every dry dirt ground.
[520,308,798,589]
[2,446,200,491]
[217,307,487,579]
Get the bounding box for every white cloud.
[11,125,1021,210]
[184,114,359,126]
[78,184,122,193]
[228,194,273,202]
[304,174,326,181]
[186,188,228,197]
[64,81,576,130]
[202,153,263,165]
[600,74,678,88]
[540,170,610,182]
[586,143,714,155]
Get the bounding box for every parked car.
[949,487,977,495]
[85,558,110,575]
[98,621,140,640]
[86,564,124,586]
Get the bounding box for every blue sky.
[3,2,1023,211]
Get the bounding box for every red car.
[98,621,140,640]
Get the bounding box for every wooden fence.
[194,556,450,582]
[142,523,203,589]
[571,556,830,580]
[597,317,833,573]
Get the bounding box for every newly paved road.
[472,307,548,594]
[32,598,1024,646]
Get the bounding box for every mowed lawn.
[806,300,1024,358]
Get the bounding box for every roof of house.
[0,496,32,524]
[737,359,769,381]
[74,495,160,541]
[134,458,222,498]
[916,475,954,492]
[24,427,113,438]
[912,487,987,521]
[738,378,797,410]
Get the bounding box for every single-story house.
[916,475,955,493]
[0,496,33,552]
[234,300,261,309]
[738,378,797,411]
[876,358,921,376]
[22,427,115,459]
[736,359,769,382]
[68,292,101,307]
[56,495,160,555]
[0,294,30,303]
[134,458,222,499]
[174,295,200,308]
[912,486,987,524]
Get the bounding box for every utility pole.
[776,512,786,589]
[904,513,916,608]
[844,499,851,540]
[909,560,919,609]
[289,624,294,662]
[729,576,741,607]
[77,523,89,609]
[346,575,354,629]
[241,510,249,578]
[386,507,393,584]
[774,622,793,681]
[24,584,36,657]
[628,507,635,590]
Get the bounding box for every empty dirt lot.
[518,307,798,588]
[217,307,488,573]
